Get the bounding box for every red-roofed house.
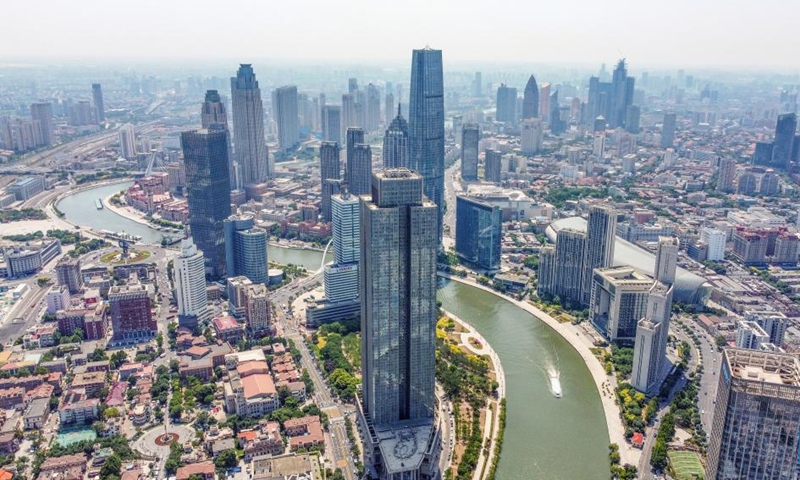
[285,415,324,451]
[212,315,244,344]
[176,460,215,480]
[631,432,644,449]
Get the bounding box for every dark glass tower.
[382,105,409,169]
[201,90,235,189]
[460,123,479,181]
[496,84,518,123]
[346,144,372,196]
[409,48,445,245]
[522,75,539,119]
[182,129,232,279]
[455,195,502,270]
[91,83,104,122]
[772,113,797,170]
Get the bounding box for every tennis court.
[55,428,97,447]
[669,450,704,480]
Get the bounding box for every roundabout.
[133,424,195,458]
[99,248,152,265]
[154,432,180,446]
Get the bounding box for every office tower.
[272,85,299,153]
[382,105,409,169]
[455,195,502,270]
[582,205,617,305]
[320,141,341,183]
[365,84,381,132]
[661,113,676,148]
[587,77,612,126]
[244,283,270,335]
[496,84,517,123]
[484,148,503,183]
[409,47,445,246]
[610,60,635,128]
[91,83,105,122]
[736,321,771,350]
[223,214,268,284]
[589,266,651,339]
[346,126,364,173]
[760,169,780,195]
[322,105,341,144]
[771,113,797,170]
[625,105,641,134]
[182,129,232,278]
[118,123,136,159]
[359,169,440,480]
[631,280,674,394]
[324,191,361,302]
[653,235,679,284]
[549,90,566,135]
[321,179,343,223]
[348,78,358,94]
[67,100,94,126]
[231,64,269,186]
[539,83,551,122]
[342,93,358,134]
[521,118,543,155]
[701,227,726,261]
[753,141,774,166]
[346,144,372,196]
[716,157,737,193]
[174,237,209,328]
[522,75,539,119]
[707,349,800,480]
[55,257,82,294]
[201,90,236,189]
[461,123,479,181]
[109,279,155,345]
[384,93,395,126]
[30,102,54,147]
[473,71,482,97]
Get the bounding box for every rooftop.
[375,421,436,474]
[726,348,800,389]
[242,373,276,398]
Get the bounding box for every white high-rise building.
[118,124,136,159]
[324,191,361,303]
[701,227,726,261]
[174,237,209,327]
[736,320,770,350]
[654,236,679,284]
[520,118,543,155]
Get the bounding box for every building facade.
[455,195,502,270]
[231,64,270,186]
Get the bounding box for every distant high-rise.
[610,60,635,129]
[716,157,737,193]
[119,123,136,159]
[365,84,381,132]
[496,83,517,123]
[661,113,677,148]
[455,195,502,270]
[231,64,270,186]
[30,102,54,147]
[409,47,445,245]
[707,349,800,480]
[384,93,395,126]
[521,118,543,155]
[272,85,300,153]
[653,236,679,284]
[461,123,480,181]
[201,90,236,189]
[625,105,641,134]
[223,214,268,284]
[359,171,440,480]
[484,148,502,183]
[182,129,232,278]
[473,71,482,97]
[174,237,209,328]
[342,93,358,135]
[91,83,105,122]
[348,78,358,94]
[322,105,342,144]
[522,75,540,119]
[382,105,409,169]
[320,141,341,183]
[582,205,617,305]
[772,113,797,170]
[346,126,364,172]
[539,83,551,122]
[346,144,372,196]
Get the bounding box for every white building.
[46,285,71,314]
[736,320,770,350]
[701,227,726,261]
[174,237,209,326]
[118,123,136,160]
[520,118,543,155]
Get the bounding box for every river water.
[58,182,610,479]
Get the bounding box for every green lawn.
[669,450,704,480]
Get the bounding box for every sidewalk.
[439,273,640,467]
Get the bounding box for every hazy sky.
[2,0,798,69]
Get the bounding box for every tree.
[715,335,728,348]
[100,454,122,478]
[156,332,164,349]
[214,449,238,470]
[109,350,128,369]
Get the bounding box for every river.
[57,182,610,479]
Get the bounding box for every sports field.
[669,450,704,480]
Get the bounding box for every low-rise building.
[176,461,215,480]
[284,415,324,451]
[251,453,322,480]
[23,397,50,430]
[212,315,245,344]
[59,399,99,425]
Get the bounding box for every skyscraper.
[342,93,358,135]
[29,102,54,147]
[358,168,440,479]
[706,349,800,480]
[610,59,635,129]
[461,123,479,181]
[324,191,361,303]
[272,85,300,153]
[244,283,270,335]
[365,83,381,132]
[520,118,543,155]
[409,47,445,245]
[661,113,677,149]
[201,90,236,190]
[484,148,502,183]
[625,105,641,134]
[653,235,679,284]
[119,123,136,159]
[496,83,517,123]
[320,141,341,182]
[455,195,502,270]
[91,83,105,123]
[109,279,155,346]
[346,127,364,175]
[174,237,209,328]
[473,71,482,97]
[382,105,409,169]
[772,113,797,170]
[346,144,372,196]
[582,205,617,305]
[384,92,395,126]
[322,105,342,144]
[716,157,737,193]
[231,64,270,187]
[182,129,232,278]
[522,75,539,119]
[540,83,551,122]
[223,214,268,284]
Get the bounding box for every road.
[443,163,460,241]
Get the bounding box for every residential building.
[55,256,83,294]
[223,214,268,284]
[520,118,543,155]
[582,205,617,306]
[174,237,209,328]
[109,280,155,345]
[244,283,270,335]
[484,148,502,183]
[30,102,54,146]
[496,84,517,123]
[119,123,136,159]
[701,227,727,262]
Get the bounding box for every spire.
[397,103,401,117]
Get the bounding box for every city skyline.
[2,0,800,70]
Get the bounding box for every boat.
[95,198,104,210]
[550,373,562,398]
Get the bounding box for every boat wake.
[532,338,563,398]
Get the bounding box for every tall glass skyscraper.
[223,214,268,284]
[272,85,300,153]
[91,83,104,122]
[460,123,479,181]
[346,144,372,196]
[409,48,445,245]
[581,205,617,305]
[455,195,501,269]
[382,105,409,169]
[772,113,797,170]
[522,75,539,119]
[231,64,270,188]
[201,90,236,190]
[182,129,232,279]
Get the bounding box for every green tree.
[100,453,122,478]
[214,449,238,470]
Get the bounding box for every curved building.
[522,75,539,119]
[547,217,710,303]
